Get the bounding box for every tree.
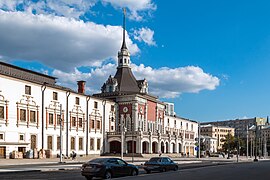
[221,133,236,153]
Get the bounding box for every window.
[20,109,26,122]
[25,85,31,95]
[30,110,36,123]
[79,138,83,150]
[47,136,53,150]
[57,137,60,150]
[167,118,169,124]
[186,123,188,130]
[111,105,114,111]
[57,114,61,125]
[0,133,3,140]
[0,106,4,119]
[94,101,98,109]
[91,120,94,129]
[90,138,94,150]
[71,137,75,150]
[72,117,76,127]
[19,134,24,141]
[97,121,101,129]
[53,92,58,100]
[49,113,54,125]
[97,139,101,150]
[78,118,83,128]
[75,97,80,105]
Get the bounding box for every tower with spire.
[99,8,148,94]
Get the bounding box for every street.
[0,161,269,180]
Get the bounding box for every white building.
[0,62,115,159]
[164,102,176,116]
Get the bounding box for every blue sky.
[0,0,269,122]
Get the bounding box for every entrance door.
[0,147,6,158]
[31,135,37,150]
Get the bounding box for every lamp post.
[120,115,126,160]
[41,83,47,150]
[227,133,230,159]
[59,104,63,163]
[254,124,258,162]
[246,125,249,158]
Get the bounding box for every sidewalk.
[0,154,256,166]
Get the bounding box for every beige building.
[200,124,235,150]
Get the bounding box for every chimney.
[77,81,86,94]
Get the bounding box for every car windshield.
[89,158,108,163]
[149,158,161,162]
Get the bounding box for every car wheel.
[173,166,178,171]
[131,169,138,176]
[104,171,112,179]
[160,167,166,172]
[85,176,93,180]
[146,170,151,174]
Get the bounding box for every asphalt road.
[0,161,269,180]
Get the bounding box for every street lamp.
[120,115,126,160]
[254,124,258,162]
[59,104,63,163]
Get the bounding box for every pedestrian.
[71,151,76,160]
[159,151,162,157]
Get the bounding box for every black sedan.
[143,157,178,173]
[81,158,138,179]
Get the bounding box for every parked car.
[143,157,178,173]
[81,158,138,180]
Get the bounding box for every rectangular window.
[19,134,24,141]
[75,97,80,105]
[90,138,94,150]
[25,85,31,95]
[97,121,101,129]
[57,114,61,125]
[91,120,94,129]
[111,105,114,111]
[79,118,83,128]
[0,133,3,140]
[97,139,101,150]
[57,137,60,150]
[71,137,75,150]
[94,101,98,109]
[79,138,83,150]
[53,92,58,100]
[47,136,53,150]
[49,113,54,125]
[30,110,36,123]
[72,117,76,127]
[20,109,26,122]
[0,106,4,119]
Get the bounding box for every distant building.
[200,124,234,150]
[201,117,267,140]
[200,135,217,153]
[164,102,176,116]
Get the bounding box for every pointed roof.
[121,8,127,50]
[114,67,140,92]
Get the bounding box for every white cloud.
[133,27,156,46]
[0,0,96,19]
[0,0,156,21]
[101,0,156,21]
[132,64,220,98]
[0,10,139,71]
[52,63,220,99]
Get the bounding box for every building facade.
[200,124,234,150]
[94,12,198,156]
[0,62,115,159]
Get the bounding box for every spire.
[121,8,127,50]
